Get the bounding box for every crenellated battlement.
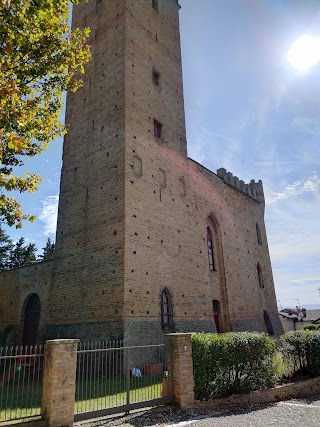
[217,168,265,204]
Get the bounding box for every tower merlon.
[217,168,265,204]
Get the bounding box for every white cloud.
[270,234,320,263]
[292,275,320,285]
[266,173,320,204]
[273,261,320,308]
[39,195,59,236]
[292,117,320,136]
[265,181,320,307]
[257,161,308,166]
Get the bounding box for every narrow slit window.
[154,120,162,139]
[153,70,160,86]
[161,288,173,329]
[207,227,216,272]
[159,169,166,188]
[179,177,186,196]
[257,263,264,288]
[213,300,221,333]
[263,310,274,335]
[256,223,262,245]
[152,0,159,12]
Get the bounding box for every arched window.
[256,223,262,245]
[161,288,173,329]
[22,294,41,347]
[257,263,264,288]
[207,227,216,272]
[212,300,221,333]
[263,310,274,335]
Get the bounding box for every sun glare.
[287,34,320,72]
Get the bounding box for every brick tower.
[47,0,188,341]
[0,0,283,346]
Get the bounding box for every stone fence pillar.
[167,333,195,407]
[42,339,79,427]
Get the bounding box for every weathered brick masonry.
[0,262,53,344]
[0,0,283,346]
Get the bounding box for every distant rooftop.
[279,308,320,323]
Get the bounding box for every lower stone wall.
[123,319,215,347]
[193,377,320,409]
[230,318,261,333]
[0,324,17,347]
[1,316,215,348]
[0,320,124,347]
[175,319,216,334]
[231,317,283,337]
[42,320,124,343]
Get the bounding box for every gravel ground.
[75,395,320,427]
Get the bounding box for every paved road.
[76,396,320,427]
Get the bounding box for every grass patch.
[1,372,164,421]
[75,374,164,413]
[0,373,42,422]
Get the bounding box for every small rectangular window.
[152,0,159,12]
[152,70,160,86]
[154,120,162,139]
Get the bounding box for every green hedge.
[304,324,320,331]
[192,332,277,400]
[280,330,320,376]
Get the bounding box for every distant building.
[279,308,320,332]
[0,0,283,346]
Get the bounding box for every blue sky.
[3,0,320,308]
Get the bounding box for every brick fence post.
[167,333,195,407]
[42,339,79,427]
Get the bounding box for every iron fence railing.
[0,345,44,422]
[75,340,173,419]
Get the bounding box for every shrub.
[280,330,320,376]
[304,324,320,331]
[192,332,277,400]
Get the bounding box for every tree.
[0,0,91,228]
[0,225,13,270]
[8,237,37,268]
[9,237,27,268]
[24,242,37,265]
[40,237,55,261]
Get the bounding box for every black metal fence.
[0,345,44,422]
[0,340,174,423]
[74,340,174,421]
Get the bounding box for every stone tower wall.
[45,0,129,339]
[124,0,187,157]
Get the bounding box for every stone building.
[0,0,283,346]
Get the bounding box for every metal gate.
[0,345,44,423]
[74,341,174,421]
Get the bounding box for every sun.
[287,34,320,72]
